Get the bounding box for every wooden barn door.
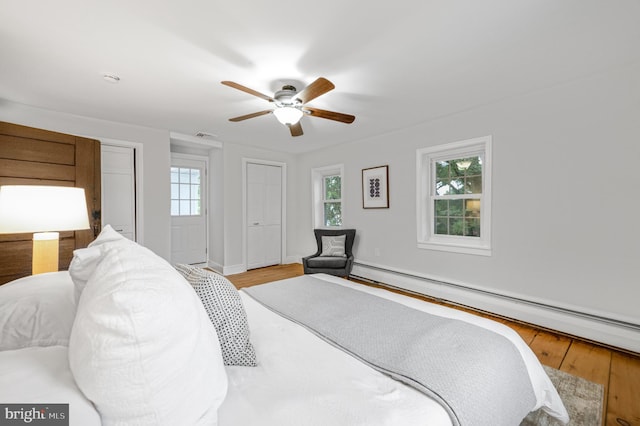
[0,121,101,285]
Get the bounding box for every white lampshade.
[273,107,303,125]
[0,185,90,234]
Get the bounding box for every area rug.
[521,366,604,426]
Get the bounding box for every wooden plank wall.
[0,121,101,285]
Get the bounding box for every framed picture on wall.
[362,165,389,209]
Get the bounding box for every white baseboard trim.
[284,255,302,264]
[222,263,246,276]
[205,261,224,274]
[352,261,640,354]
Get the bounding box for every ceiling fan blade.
[295,77,335,104]
[288,122,303,137]
[228,110,273,122]
[303,107,355,124]
[221,81,274,102]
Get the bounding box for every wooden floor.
[227,264,640,426]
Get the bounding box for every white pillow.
[69,242,227,425]
[68,224,134,303]
[320,235,347,257]
[0,272,75,350]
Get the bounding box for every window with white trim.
[312,164,344,228]
[416,136,492,256]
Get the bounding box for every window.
[312,164,344,228]
[322,174,342,226]
[171,167,202,216]
[416,136,492,255]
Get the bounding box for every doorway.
[171,154,208,265]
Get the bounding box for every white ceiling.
[1,0,639,153]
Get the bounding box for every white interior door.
[171,155,208,265]
[246,163,282,270]
[101,145,136,240]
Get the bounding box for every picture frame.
[362,165,389,209]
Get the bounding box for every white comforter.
[0,273,568,425]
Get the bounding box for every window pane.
[179,168,190,183]
[435,199,449,216]
[190,184,200,200]
[436,161,450,179]
[449,218,464,236]
[465,199,481,217]
[435,217,448,234]
[436,179,450,196]
[171,183,179,199]
[465,218,480,237]
[180,184,190,199]
[324,175,341,200]
[449,199,463,216]
[191,200,201,215]
[171,200,180,216]
[465,175,482,194]
[324,202,342,227]
[191,169,201,184]
[180,200,190,215]
[449,178,465,194]
[171,168,179,183]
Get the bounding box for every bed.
[0,226,569,426]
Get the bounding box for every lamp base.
[32,232,59,275]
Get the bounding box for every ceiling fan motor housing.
[274,85,302,107]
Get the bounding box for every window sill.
[417,240,492,256]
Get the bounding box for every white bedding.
[219,274,567,426]
[0,271,567,425]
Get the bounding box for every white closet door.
[101,145,136,241]
[246,163,282,270]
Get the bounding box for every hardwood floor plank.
[528,331,572,369]
[507,322,539,345]
[227,263,303,289]
[606,351,640,426]
[560,340,611,386]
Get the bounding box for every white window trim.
[311,164,344,229]
[416,136,492,256]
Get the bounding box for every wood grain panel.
[0,135,75,165]
[74,136,101,247]
[0,121,101,285]
[0,158,75,181]
[0,121,76,144]
[0,240,32,276]
[0,177,75,187]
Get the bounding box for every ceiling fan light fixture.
[273,106,303,125]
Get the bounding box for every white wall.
[292,61,640,345]
[0,100,172,259]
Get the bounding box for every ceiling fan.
[221,77,355,137]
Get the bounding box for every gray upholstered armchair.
[302,229,356,278]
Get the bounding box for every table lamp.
[0,185,90,274]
